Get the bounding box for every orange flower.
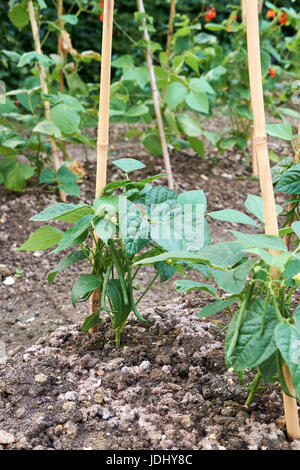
[99,0,104,22]
[267,10,276,18]
[205,6,216,22]
[227,25,231,32]
[268,69,276,78]
[279,12,288,25]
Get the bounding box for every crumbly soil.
[0,123,299,450]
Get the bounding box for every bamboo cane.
[89,0,114,333]
[241,0,258,176]
[137,0,174,190]
[27,1,66,202]
[246,0,300,441]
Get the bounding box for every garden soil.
[0,123,299,450]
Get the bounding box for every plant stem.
[245,370,262,407]
[227,286,253,359]
[136,273,159,306]
[115,328,121,347]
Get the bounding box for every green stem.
[109,240,129,305]
[136,273,159,306]
[271,294,284,324]
[115,328,121,347]
[227,285,253,359]
[245,370,262,408]
[260,289,270,336]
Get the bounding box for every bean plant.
[18,157,210,345]
[136,193,300,404]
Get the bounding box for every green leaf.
[39,168,56,184]
[33,120,62,138]
[230,230,287,252]
[30,203,95,223]
[259,353,277,386]
[165,82,188,110]
[61,14,78,25]
[71,275,101,307]
[283,259,300,286]
[51,104,80,135]
[155,261,176,282]
[108,279,132,329]
[48,249,87,284]
[119,199,150,255]
[8,4,29,31]
[178,190,207,213]
[275,323,300,400]
[81,313,102,333]
[212,259,256,294]
[292,221,300,239]
[189,78,215,95]
[18,226,63,251]
[228,299,278,370]
[208,209,258,227]
[185,92,209,114]
[18,52,53,68]
[247,248,291,272]
[187,137,204,157]
[57,166,78,183]
[245,194,282,223]
[112,158,145,173]
[142,133,162,156]
[198,296,239,319]
[276,165,300,194]
[4,163,34,192]
[58,182,80,197]
[135,241,245,269]
[266,122,293,141]
[94,218,115,245]
[125,105,149,117]
[261,50,271,76]
[294,305,300,332]
[177,114,202,137]
[111,54,134,71]
[174,279,217,295]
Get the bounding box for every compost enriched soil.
[0,123,299,450]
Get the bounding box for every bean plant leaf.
[112,158,145,173]
[266,122,293,141]
[33,120,62,138]
[230,230,287,252]
[39,168,56,184]
[208,209,258,227]
[48,249,87,284]
[226,299,278,370]
[50,104,80,135]
[58,182,80,197]
[211,259,256,294]
[81,313,102,333]
[155,261,177,282]
[198,296,239,319]
[71,274,101,307]
[259,353,278,386]
[275,323,300,400]
[30,203,95,223]
[108,279,132,329]
[245,194,282,223]
[174,279,217,295]
[119,198,150,255]
[134,241,245,269]
[17,226,63,251]
[292,221,300,239]
[185,92,209,114]
[276,164,300,194]
[176,114,202,137]
[165,82,188,110]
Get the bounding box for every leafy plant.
[18,157,211,345]
[136,194,300,404]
